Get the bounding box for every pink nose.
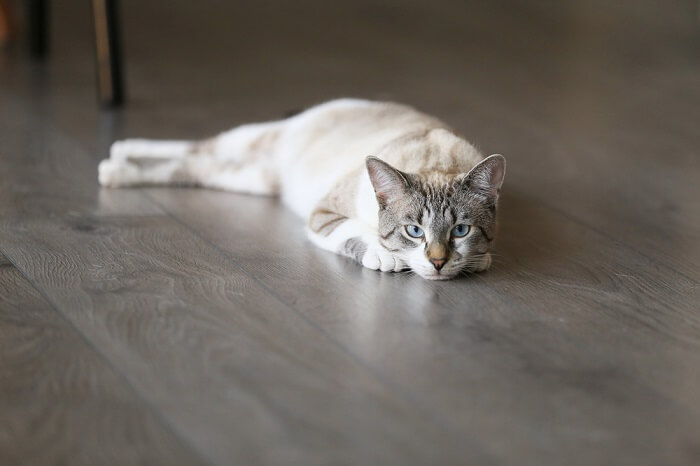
[429,257,447,271]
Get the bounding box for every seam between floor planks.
[0,247,217,466]
[51,112,700,431]
[465,269,700,416]
[1,213,491,464]
[139,186,700,427]
[537,198,700,287]
[147,188,700,415]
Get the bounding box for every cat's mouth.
[411,261,461,280]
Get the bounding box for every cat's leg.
[306,208,409,273]
[98,139,194,188]
[109,139,195,161]
[98,121,284,195]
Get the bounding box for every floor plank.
[0,216,482,465]
[0,102,485,465]
[1,0,699,464]
[0,254,204,465]
[146,187,700,465]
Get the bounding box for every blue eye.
[453,224,471,238]
[405,225,424,238]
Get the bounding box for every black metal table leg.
[92,0,124,106]
[28,0,48,58]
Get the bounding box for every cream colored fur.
[99,99,498,279]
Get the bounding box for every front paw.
[98,158,139,188]
[361,244,408,272]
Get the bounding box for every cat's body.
[99,99,506,280]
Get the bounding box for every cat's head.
[366,154,506,280]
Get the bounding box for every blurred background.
[1,0,697,138]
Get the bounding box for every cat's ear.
[461,154,506,201]
[366,156,412,207]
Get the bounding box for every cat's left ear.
[366,156,412,208]
[461,154,506,201]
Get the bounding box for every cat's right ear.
[366,156,412,208]
[461,154,506,202]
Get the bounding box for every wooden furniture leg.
[92,0,124,106]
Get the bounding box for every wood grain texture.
[2,211,492,465]
[1,0,699,464]
[0,93,162,218]
[0,254,203,465]
[146,187,700,465]
[0,92,486,464]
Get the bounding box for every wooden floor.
[1,0,699,464]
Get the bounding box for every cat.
[99,98,506,280]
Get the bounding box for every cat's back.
[283,98,481,172]
[277,99,484,221]
[278,99,448,217]
[283,98,444,149]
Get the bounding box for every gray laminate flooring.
[1,1,699,464]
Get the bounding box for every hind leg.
[98,121,285,195]
[98,139,193,187]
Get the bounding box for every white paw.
[362,244,408,272]
[98,158,138,187]
[110,139,155,160]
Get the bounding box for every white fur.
[110,139,192,160]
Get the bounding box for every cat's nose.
[429,257,447,271]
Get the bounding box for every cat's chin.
[419,271,457,281]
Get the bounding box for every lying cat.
[99,99,506,280]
